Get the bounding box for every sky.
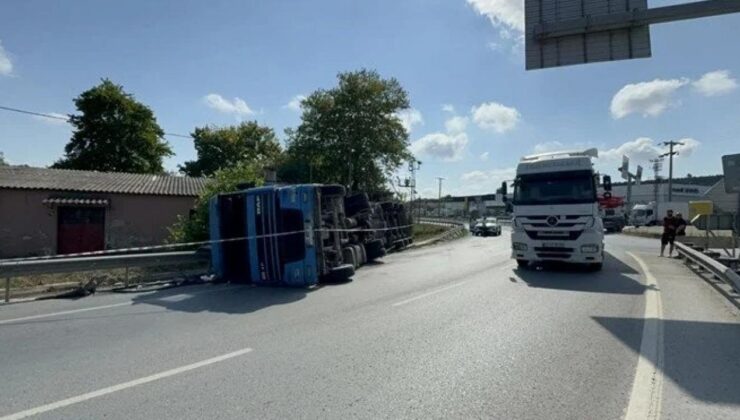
[1,0,739,198]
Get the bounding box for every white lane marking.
[625,252,664,420]
[0,302,132,325]
[0,286,237,325]
[392,281,471,307]
[0,348,253,420]
[392,258,514,307]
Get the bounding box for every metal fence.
[1,250,209,303]
[675,242,740,293]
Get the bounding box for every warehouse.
[0,166,206,258]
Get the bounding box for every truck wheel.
[322,264,355,283]
[516,259,529,268]
[342,247,357,268]
[365,239,386,261]
[354,244,366,266]
[344,193,371,216]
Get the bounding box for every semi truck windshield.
[513,170,596,205]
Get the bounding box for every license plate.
[543,242,565,248]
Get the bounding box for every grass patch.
[413,223,449,242]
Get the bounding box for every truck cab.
[209,184,355,286]
[508,149,606,270]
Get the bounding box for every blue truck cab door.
[278,185,319,286]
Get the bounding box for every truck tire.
[344,193,371,217]
[322,264,355,283]
[516,259,529,268]
[342,247,357,268]
[365,239,386,261]
[354,244,366,266]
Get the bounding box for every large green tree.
[283,69,413,192]
[0,152,7,166]
[53,79,172,173]
[179,122,281,177]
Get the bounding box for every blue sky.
[1,0,739,197]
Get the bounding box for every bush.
[168,162,264,244]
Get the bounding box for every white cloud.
[442,104,456,114]
[410,132,469,161]
[396,108,424,133]
[533,141,565,154]
[460,167,516,194]
[466,0,524,32]
[203,93,255,118]
[692,70,738,97]
[480,151,489,161]
[471,101,521,133]
[599,137,701,167]
[284,94,306,111]
[32,112,69,126]
[445,115,469,134]
[0,40,13,76]
[610,78,688,119]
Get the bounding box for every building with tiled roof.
[0,166,207,258]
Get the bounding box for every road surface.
[1,231,738,419]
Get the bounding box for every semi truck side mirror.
[603,175,612,191]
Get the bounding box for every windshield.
[513,170,596,206]
[634,209,646,216]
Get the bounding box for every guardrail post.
[124,266,129,288]
[5,277,9,303]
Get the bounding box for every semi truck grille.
[525,230,582,240]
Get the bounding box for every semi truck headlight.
[581,244,599,253]
[513,242,528,251]
[584,216,595,228]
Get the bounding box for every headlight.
[584,216,595,228]
[581,244,599,253]
[513,242,528,251]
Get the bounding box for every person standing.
[661,210,677,257]
[675,212,688,239]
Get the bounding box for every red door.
[57,207,105,254]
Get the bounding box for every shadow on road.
[512,252,649,294]
[593,316,740,405]
[131,283,315,315]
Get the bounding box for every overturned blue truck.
[209,184,413,286]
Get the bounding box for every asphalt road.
[0,231,738,419]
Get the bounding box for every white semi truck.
[505,149,609,271]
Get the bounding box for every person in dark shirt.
[661,210,677,257]
[675,212,688,237]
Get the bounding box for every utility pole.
[650,158,664,204]
[436,177,445,218]
[661,141,683,202]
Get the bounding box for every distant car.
[472,217,502,237]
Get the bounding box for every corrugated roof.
[0,166,207,196]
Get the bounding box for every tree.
[179,122,281,177]
[53,79,172,173]
[168,161,265,243]
[284,69,413,192]
[0,152,7,166]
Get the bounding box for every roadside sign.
[722,153,740,193]
[525,0,651,70]
[620,155,630,180]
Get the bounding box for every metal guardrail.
[417,217,466,228]
[675,242,740,293]
[1,250,209,303]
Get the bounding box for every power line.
[0,104,193,139]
